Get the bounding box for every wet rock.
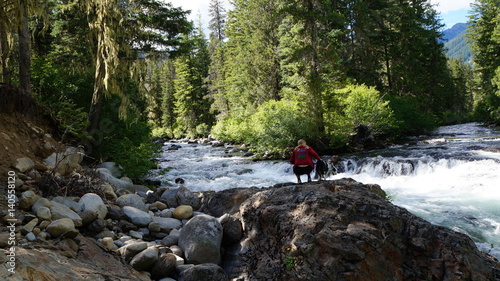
[123,206,152,227]
[79,193,107,219]
[178,214,223,264]
[173,205,193,220]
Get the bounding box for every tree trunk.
[18,0,31,95]
[0,27,11,84]
[87,36,106,135]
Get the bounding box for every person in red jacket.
[289,139,321,183]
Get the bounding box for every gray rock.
[107,204,124,220]
[15,157,34,173]
[219,214,243,245]
[44,147,84,176]
[178,264,229,281]
[99,182,117,200]
[148,222,161,233]
[97,168,134,191]
[176,186,201,209]
[52,196,83,212]
[160,188,178,208]
[130,247,159,271]
[19,190,40,210]
[151,216,182,232]
[161,229,180,247]
[32,197,51,213]
[118,242,148,260]
[25,232,36,242]
[123,206,152,227]
[36,206,51,220]
[98,162,122,178]
[49,200,83,227]
[178,214,223,264]
[79,209,99,226]
[129,230,143,240]
[116,194,148,211]
[22,218,39,234]
[149,201,167,212]
[79,193,107,219]
[46,218,78,238]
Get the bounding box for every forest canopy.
[1,0,499,178]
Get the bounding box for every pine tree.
[207,0,228,119]
[469,0,500,121]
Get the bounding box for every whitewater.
[151,122,500,259]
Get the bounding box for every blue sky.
[168,0,473,31]
[429,0,474,28]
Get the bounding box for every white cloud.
[428,0,473,14]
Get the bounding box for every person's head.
[296,139,309,149]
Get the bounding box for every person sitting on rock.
[289,139,321,183]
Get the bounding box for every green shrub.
[31,57,93,140]
[325,84,398,145]
[387,95,438,135]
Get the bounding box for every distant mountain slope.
[442,23,472,63]
[442,23,468,42]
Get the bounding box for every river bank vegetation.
[1,0,499,178]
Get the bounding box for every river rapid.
[151,122,500,259]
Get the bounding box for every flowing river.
[151,122,500,259]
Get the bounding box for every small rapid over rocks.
[151,122,500,260]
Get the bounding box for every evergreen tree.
[224,0,282,112]
[207,0,228,119]
[278,0,344,136]
[173,25,213,137]
[469,0,500,122]
[161,59,177,137]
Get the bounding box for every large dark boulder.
[202,179,500,281]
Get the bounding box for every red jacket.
[290,145,321,168]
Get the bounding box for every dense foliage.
[1,0,499,176]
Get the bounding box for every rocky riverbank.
[1,150,499,281]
